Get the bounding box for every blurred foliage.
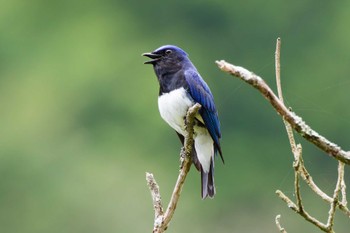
[1,0,350,232]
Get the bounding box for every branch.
[146,173,164,228]
[274,38,328,230]
[146,103,201,233]
[275,215,288,233]
[276,144,350,230]
[326,162,345,228]
[274,38,297,156]
[215,60,350,165]
[266,38,350,232]
[276,190,329,231]
[340,163,348,207]
[293,150,350,217]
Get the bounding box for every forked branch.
[217,38,349,232]
[215,60,350,165]
[146,103,201,233]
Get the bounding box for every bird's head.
[142,45,188,67]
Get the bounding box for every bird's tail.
[201,158,215,199]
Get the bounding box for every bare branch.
[276,38,349,218]
[216,60,350,165]
[275,38,283,102]
[275,38,320,230]
[326,162,345,230]
[291,148,333,232]
[292,151,349,216]
[293,151,303,212]
[275,37,297,156]
[299,158,350,218]
[275,215,288,233]
[261,38,348,232]
[276,190,329,232]
[275,190,298,212]
[276,142,331,232]
[298,160,350,217]
[340,163,348,207]
[146,103,201,233]
[146,172,164,228]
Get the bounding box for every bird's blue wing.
[184,69,223,158]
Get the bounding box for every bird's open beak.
[142,52,162,64]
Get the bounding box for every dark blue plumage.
[143,45,223,198]
[184,70,223,159]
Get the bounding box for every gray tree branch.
[218,38,349,232]
[146,103,201,233]
[275,215,287,233]
[215,60,350,165]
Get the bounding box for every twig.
[293,150,303,212]
[275,38,315,229]
[146,103,201,233]
[274,38,349,232]
[160,146,192,231]
[275,38,297,156]
[276,190,329,232]
[291,149,333,232]
[215,60,350,165]
[276,190,298,211]
[275,38,283,102]
[340,163,347,207]
[223,38,350,232]
[275,215,288,233]
[326,162,345,229]
[297,158,350,217]
[146,172,165,229]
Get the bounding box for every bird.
[142,45,223,199]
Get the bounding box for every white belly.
[158,87,194,135]
[158,87,213,172]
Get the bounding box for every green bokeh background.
[1,1,350,232]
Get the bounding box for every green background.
[1,0,350,232]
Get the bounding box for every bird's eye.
[165,50,172,55]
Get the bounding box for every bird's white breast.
[158,87,214,173]
[158,87,194,135]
